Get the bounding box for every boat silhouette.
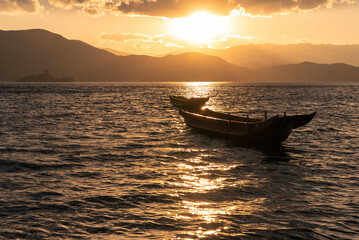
[177,107,316,145]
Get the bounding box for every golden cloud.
[100,32,153,42]
[99,31,251,49]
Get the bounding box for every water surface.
[0,82,358,239]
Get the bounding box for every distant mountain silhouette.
[151,53,251,81]
[0,29,249,82]
[256,62,359,82]
[163,43,359,69]
[0,29,359,82]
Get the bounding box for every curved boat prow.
[291,111,317,129]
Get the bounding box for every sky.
[0,0,359,55]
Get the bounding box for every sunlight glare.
[170,12,231,43]
[185,82,213,86]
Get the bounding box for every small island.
[16,69,74,82]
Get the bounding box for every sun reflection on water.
[185,82,215,87]
[182,200,235,223]
[179,82,220,99]
[168,84,270,238]
[170,152,266,239]
[174,174,228,191]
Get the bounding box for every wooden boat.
[179,109,316,145]
[169,95,209,109]
[189,108,316,130]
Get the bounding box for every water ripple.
[0,83,358,239]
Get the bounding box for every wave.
[0,159,81,172]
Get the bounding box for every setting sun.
[170,12,231,43]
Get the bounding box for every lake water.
[0,82,358,239]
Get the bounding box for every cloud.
[100,31,214,47]
[100,32,185,48]
[208,34,253,48]
[115,0,234,17]
[99,31,186,55]
[233,0,337,15]
[48,0,106,16]
[116,0,357,16]
[47,0,357,17]
[99,31,253,54]
[47,0,235,17]
[100,32,153,42]
[0,0,42,14]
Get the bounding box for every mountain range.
[1,29,359,82]
[161,43,359,69]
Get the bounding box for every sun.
[170,12,231,44]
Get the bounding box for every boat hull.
[189,108,316,129]
[179,110,293,145]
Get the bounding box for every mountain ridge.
[0,29,250,82]
[256,62,359,82]
[1,29,359,82]
[160,43,359,69]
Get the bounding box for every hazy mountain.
[163,43,359,69]
[0,29,358,83]
[150,53,251,82]
[103,48,130,56]
[0,29,249,82]
[256,62,359,82]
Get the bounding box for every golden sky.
[1,0,358,55]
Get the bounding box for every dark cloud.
[0,0,42,14]
[116,0,234,17]
[235,0,334,15]
[114,0,356,16]
[47,0,357,17]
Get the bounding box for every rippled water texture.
[0,83,358,239]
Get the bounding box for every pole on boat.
[264,111,267,119]
[228,119,232,128]
[246,115,249,124]
[284,112,286,117]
